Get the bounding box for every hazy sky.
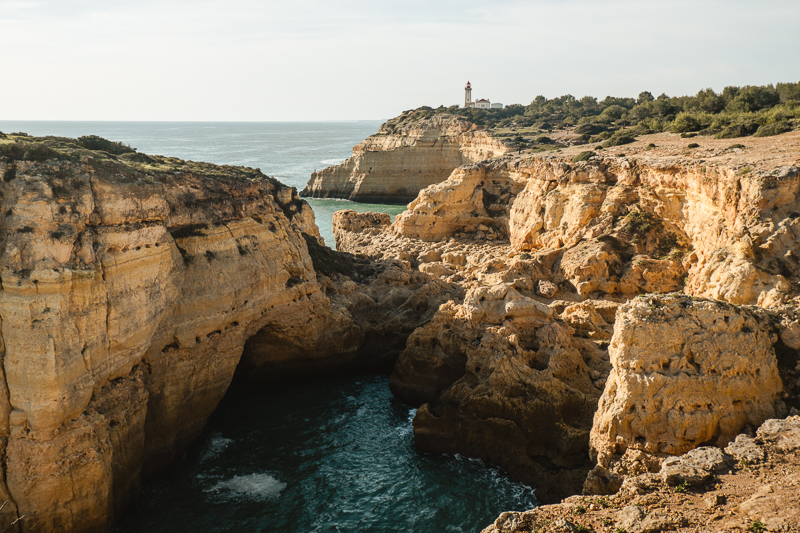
[1,0,798,121]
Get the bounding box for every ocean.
[0,120,405,246]
[0,121,537,532]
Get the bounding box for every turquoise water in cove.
[0,121,538,531]
[115,375,537,532]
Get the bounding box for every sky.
[1,0,799,121]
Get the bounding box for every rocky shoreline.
[328,125,800,528]
[1,119,799,532]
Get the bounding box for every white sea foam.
[320,158,346,165]
[200,433,232,462]
[397,408,418,435]
[206,473,286,501]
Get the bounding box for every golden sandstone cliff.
[0,134,451,532]
[300,112,509,203]
[332,128,800,521]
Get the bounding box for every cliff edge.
[300,111,509,203]
[0,134,456,532]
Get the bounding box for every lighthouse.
[465,81,473,108]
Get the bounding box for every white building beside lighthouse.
[463,81,502,109]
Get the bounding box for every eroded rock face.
[300,112,509,203]
[0,136,359,532]
[388,261,613,502]
[482,417,800,533]
[332,131,800,508]
[591,294,781,457]
[585,294,782,494]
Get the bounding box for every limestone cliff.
[332,130,800,504]
[300,111,509,203]
[0,135,455,532]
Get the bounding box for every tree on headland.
[408,80,800,141]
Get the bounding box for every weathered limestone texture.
[301,112,509,203]
[0,135,354,532]
[481,418,800,533]
[584,293,783,494]
[332,130,800,505]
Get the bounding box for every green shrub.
[572,151,595,163]
[749,520,766,533]
[753,120,791,137]
[687,143,700,149]
[574,123,606,135]
[728,143,746,149]
[670,112,702,133]
[535,135,553,144]
[715,122,759,139]
[674,480,690,493]
[0,142,60,162]
[78,135,136,155]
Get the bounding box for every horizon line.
[0,118,389,124]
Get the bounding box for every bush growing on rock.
[716,122,760,139]
[77,135,136,155]
[572,151,595,163]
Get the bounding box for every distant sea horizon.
[0,120,406,246]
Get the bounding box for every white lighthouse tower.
[464,81,473,108]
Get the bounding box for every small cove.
[1,120,540,530]
[114,374,537,532]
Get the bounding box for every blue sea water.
[0,121,538,532]
[114,375,537,533]
[0,120,406,246]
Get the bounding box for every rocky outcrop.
[0,136,357,531]
[584,294,784,494]
[383,150,800,306]
[0,135,458,532]
[332,131,800,507]
[482,417,800,533]
[300,112,509,203]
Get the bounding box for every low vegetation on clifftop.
[400,81,800,150]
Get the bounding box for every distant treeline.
[416,81,800,142]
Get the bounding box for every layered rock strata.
[332,131,800,505]
[300,112,509,203]
[0,135,453,532]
